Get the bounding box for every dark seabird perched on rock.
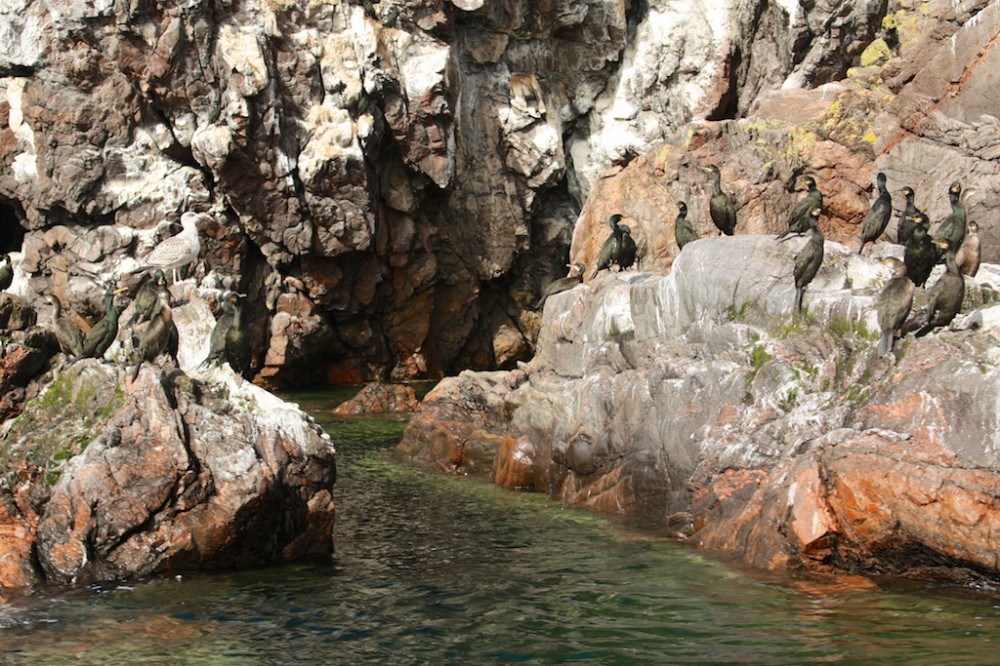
[914,239,965,337]
[205,291,239,364]
[956,221,981,277]
[616,224,638,271]
[0,254,12,292]
[903,212,937,288]
[157,276,180,363]
[225,293,251,377]
[777,175,822,242]
[78,285,127,361]
[674,202,698,250]
[131,282,173,382]
[934,181,967,248]
[793,207,825,313]
[131,211,207,281]
[876,257,914,357]
[895,186,922,245]
[590,214,624,279]
[536,263,585,309]
[126,269,167,328]
[44,294,84,357]
[702,164,736,236]
[858,172,892,254]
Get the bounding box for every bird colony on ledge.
[542,167,983,359]
[1,210,251,384]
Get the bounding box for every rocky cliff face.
[573,0,1000,280]
[399,236,1000,582]
[0,0,916,384]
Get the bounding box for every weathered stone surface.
[400,235,1000,581]
[875,0,1000,256]
[0,360,336,593]
[0,0,897,384]
[0,341,53,422]
[332,381,419,415]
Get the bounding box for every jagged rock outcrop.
[0,0,901,384]
[0,359,336,597]
[0,266,337,598]
[332,380,419,415]
[399,235,1000,582]
[0,294,56,421]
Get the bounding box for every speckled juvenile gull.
[135,211,207,277]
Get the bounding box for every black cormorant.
[126,269,167,328]
[225,294,251,376]
[915,239,965,337]
[858,172,892,254]
[616,224,638,270]
[793,207,825,313]
[876,257,914,356]
[590,214,624,279]
[44,294,84,356]
[536,264,585,309]
[895,186,921,245]
[206,291,238,364]
[934,181,967,248]
[956,221,981,277]
[777,176,822,242]
[674,202,697,250]
[79,285,127,360]
[0,254,12,292]
[158,276,179,362]
[131,285,173,381]
[703,165,736,236]
[903,213,937,288]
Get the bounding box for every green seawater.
[1,387,998,665]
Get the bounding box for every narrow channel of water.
[0,387,997,665]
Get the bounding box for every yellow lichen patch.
[652,144,673,171]
[860,38,892,68]
[789,126,818,158]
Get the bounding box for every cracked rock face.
[399,236,1000,582]
[0,0,891,384]
[0,361,336,592]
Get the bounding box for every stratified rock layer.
[399,236,1000,582]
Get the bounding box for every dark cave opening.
[0,202,26,255]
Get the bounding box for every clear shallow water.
[1,388,998,665]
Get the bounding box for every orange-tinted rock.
[332,382,420,415]
[0,362,336,592]
[400,232,1000,583]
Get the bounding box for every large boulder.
[0,360,336,596]
[399,235,1000,582]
